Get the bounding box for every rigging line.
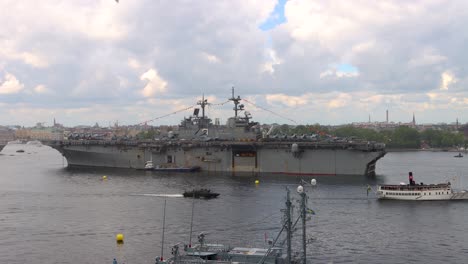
[207,100,230,117]
[136,100,228,126]
[228,211,283,230]
[135,105,196,126]
[242,99,297,124]
[190,211,282,234]
[279,214,302,247]
[209,100,230,107]
[192,211,282,233]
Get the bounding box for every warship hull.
[47,140,386,176]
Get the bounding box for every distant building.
[16,126,64,141]
[0,126,15,143]
[460,124,468,141]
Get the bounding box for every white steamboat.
[377,172,468,200]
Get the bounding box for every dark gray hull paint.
[49,141,386,176]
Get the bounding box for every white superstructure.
[377,172,468,200]
[377,183,454,200]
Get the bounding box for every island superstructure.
[44,91,386,176]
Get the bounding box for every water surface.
[1,145,467,263]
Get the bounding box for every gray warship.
[45,91,386,176]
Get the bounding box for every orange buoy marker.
[255,180,260,184]
[102,175,107,180]
[116,233,124,244]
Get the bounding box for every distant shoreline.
[387,148,466,153]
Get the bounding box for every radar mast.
[196,94,210,129]
[198,94,208,120]
[229,87,243,118]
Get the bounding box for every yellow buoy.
[255,180,260,184]
[102,175,107,180]
[116,233,124,243]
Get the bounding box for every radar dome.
[297,185,304,193]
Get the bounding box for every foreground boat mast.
[300,189,307,264]
[285,188,292,264]
[156,185,312,264]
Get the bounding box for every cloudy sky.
[1,0,467,127]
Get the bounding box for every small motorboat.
[143,160,154,170]
[183,189,220,199]
[16,149,25,153]
[454,153,463,158]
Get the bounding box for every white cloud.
[17,51,49,68]
[319,69,359,79]
[10,2,127,40]
[336,71,359,78]
[1,1,468,126]
[266,93,308,107]
[262,49,282,74]
[118,76,129,88]
[33,84,51,94]
[328,93,352,109]
[128,58,141,69]
[285,0,364,49]
[440,71,457,90]
[319,70,333,79]
[201,52,221,63]
[351,41,376,55]
[0,44,49,68]
[140,68,168,98]
[0,73,24,94]
[408,47,447,68]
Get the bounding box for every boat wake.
[131,193,184,198]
